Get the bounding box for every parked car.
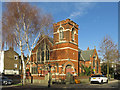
[114,72,120,80]
[0,76,13,85]
[90,75,108,84]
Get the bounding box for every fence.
[26,74,48,86]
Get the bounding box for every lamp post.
[39,67,42,76]
[72,70,75,83]
[48,64,51,88]
[84,60,85,75]
[72,70,75,75]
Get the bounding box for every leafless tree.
[0,19,2,50]
[2,2,53,84]
[99,35,118,78]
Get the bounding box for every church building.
[26,19,101,81]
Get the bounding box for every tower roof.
[53,18,79,29]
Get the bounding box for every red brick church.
[26,19,101,80]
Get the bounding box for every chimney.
[9,47,14,51]
[27,54,29,59]
[94,46,96,49]
[87,47,89,50]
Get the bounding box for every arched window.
[37,47,40,62]
[93,59,95,68]
[46,45,49,61]
[39,44,44,63]
[72,28,75,41]
[59,27,64,40]
[31,55,33,62]
[97,61,99,73]
[41,51,44,63]
[31,67,38,74]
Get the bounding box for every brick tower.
[50,19,79,76]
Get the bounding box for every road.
[51,79,119,88]
[0,79,119,90]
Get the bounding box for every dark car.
[0,76,13,85]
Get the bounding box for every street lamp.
[93,56,96,74]
[72,70,75,83]
[72,70,74,74]
[39,67,42,76]
[48,64,51,88]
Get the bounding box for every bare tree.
[0,19,2,50]
[99,35,118,78]
[2,2,53,84]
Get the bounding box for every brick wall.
[50,19,79,75]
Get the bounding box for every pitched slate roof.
[37,35,53,44]
[79,49,95,61]
[48,37,54,44]
[78,48,82,52]
[78,48,82,61]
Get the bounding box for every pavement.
[0,83,48,88]
[0,78,119,89]
[50,79,119,88]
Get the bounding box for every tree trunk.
[106,47,109,79]
[26,50,32,75]
[107,60,109,78]
[22,55,26,85]
[20,41,26,85]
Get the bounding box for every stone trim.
[69,41,78,45]
[63,61,76,73]
[49,59,78,62]
[58,40,67,43]
[31,74,40,76]
[59,74,66,75]
[55,41,78,46]
[54,29,71,34]
[59,65,62,67]
[54,29,78,35]
[52,73,59,75]
[50,47,78,51]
